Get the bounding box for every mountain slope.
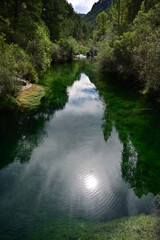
[84,0,112,25]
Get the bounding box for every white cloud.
[67,0,98,14]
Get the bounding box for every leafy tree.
[26,23,52,74]
[94,11,108,41]
[113,31,135,74]
[110,0,131,36]
[42,0,67,40]
[0,35,37,97]
[95,0,160,96]
[0,35,16,96]
[42,0,87,41]
[133,3,160,93]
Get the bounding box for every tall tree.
[93,11,108,40]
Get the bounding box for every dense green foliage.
[93,11,109,41]
[0,0,89,105]
[94,0,160,96]
[42,0,89,41]
[0,35,37,96]
[1,0,160,107]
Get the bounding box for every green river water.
[0,60,160,239]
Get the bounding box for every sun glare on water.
[84,175,98,190]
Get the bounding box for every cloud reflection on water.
[0,72,156,228]
[65,73,104,115]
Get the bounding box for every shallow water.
[0,61,160,239]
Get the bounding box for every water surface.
[0,61,160,239]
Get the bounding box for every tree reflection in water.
[98,73,160,198]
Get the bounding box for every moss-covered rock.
[17,84,45,111]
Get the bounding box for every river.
[0,60,160,239]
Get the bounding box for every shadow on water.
[0,60,160,240]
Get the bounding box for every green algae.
[17,84,45,110]
[93,215,160,240]
[24,215,160,240]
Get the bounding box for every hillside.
[84,0,112,25]
[80,14,86,18]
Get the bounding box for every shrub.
[67,37,79,55]
[0,36,17,96]
[132,3,160,93]
[96,39,115,72]
[0,35,38,97]
[54,38,74,62]
[51,38,80,62]
[51,43,60,62]
[86,39,98,57]
[113,31,135,75]
[10,44,38,82]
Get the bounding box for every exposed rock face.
[13,77,27,86]
[13,77,32,91]
[84,0,112,25]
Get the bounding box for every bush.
[10,44,38,82]
[132,3,160,93]
[86,39,98,57]
[113,31,135,75]
[0,35,38,98]
[67,37,79,55]
[96,39,115,72]
[51,38,87,61]
[79,45,87,55]
[51,43,60,62]
[0,36,18,96]
[52,38,74,63]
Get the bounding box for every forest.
[0,0,160,107]
[0,0,89,109]
[92,0,160,98]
